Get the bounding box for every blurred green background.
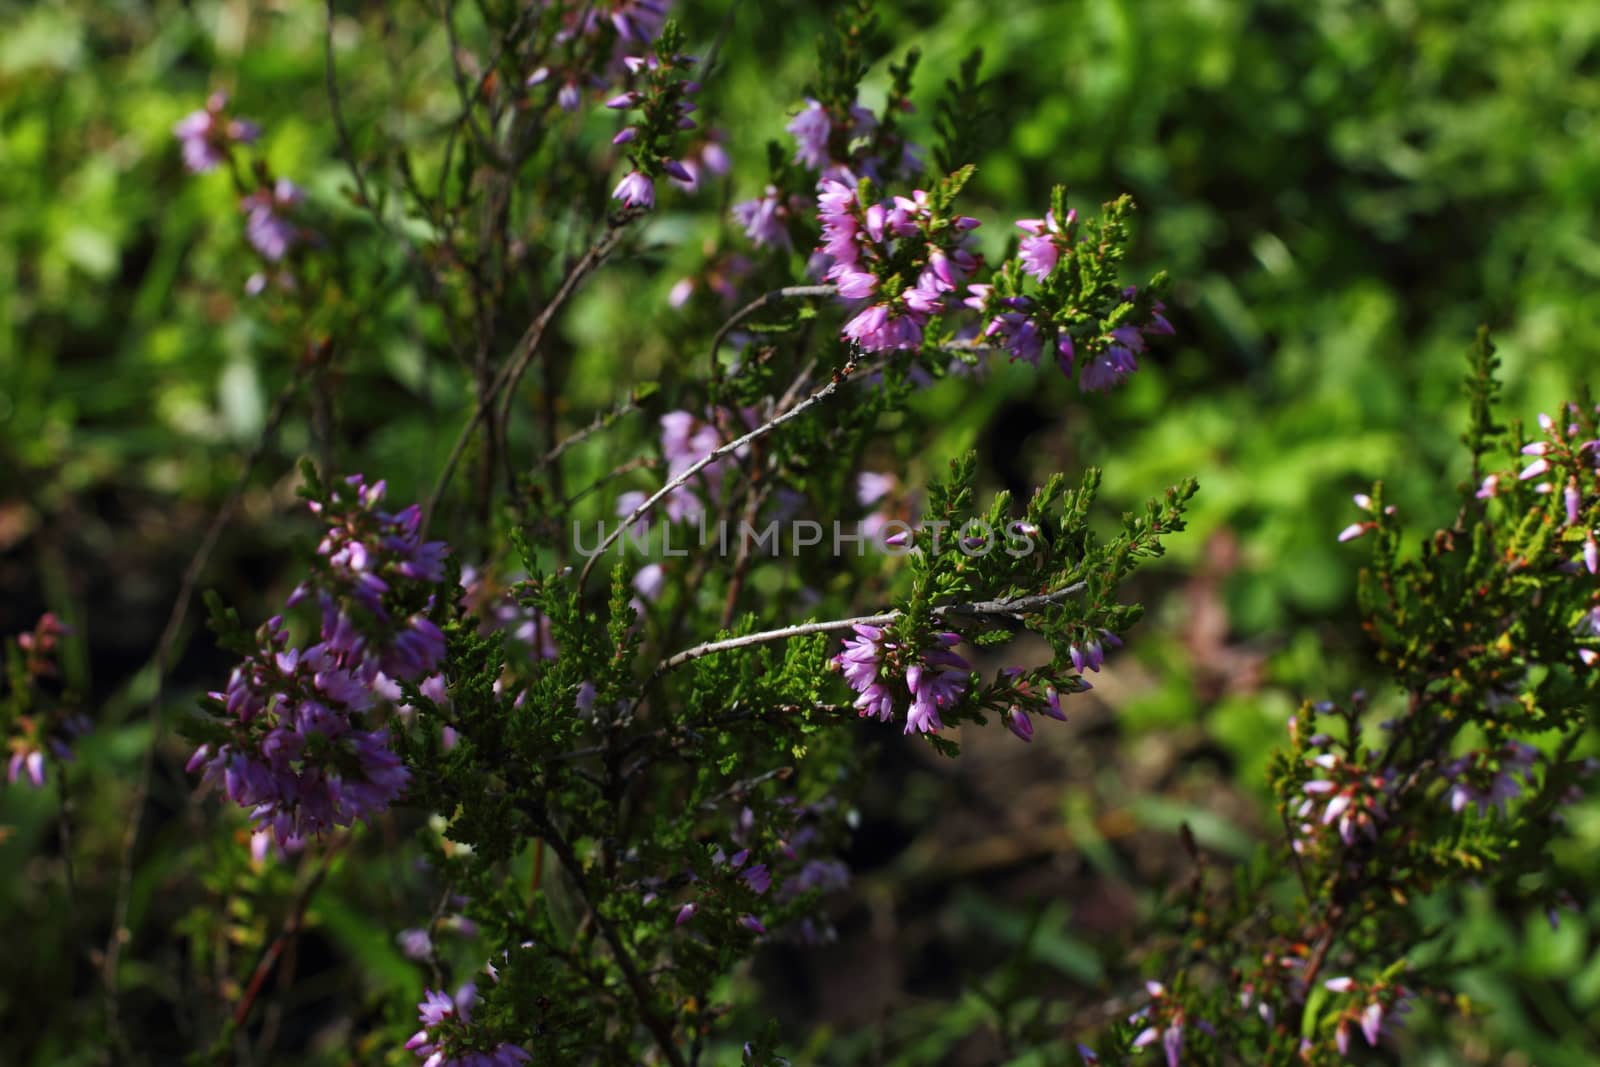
[3,0,1599,1062]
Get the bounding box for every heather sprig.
[1071,337,1600,1065]
[2,613,85,790]
[186,473,453,842]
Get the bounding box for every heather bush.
[3,2,1599,1065]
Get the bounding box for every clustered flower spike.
[172,91,259,173]
[243,179,306,263]
[832,625,971,734]
[606,37,707,212]
[966,192,1177,390]
[1295,741,1393,851]
[405,985,531,1067]
[814,179,981,352]
[189,476,451,843]
[671,805,851,947]
[5,613,87,790]
[175,93,319,296]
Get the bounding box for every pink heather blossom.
[1519,458,1552,481]
[1294,750,1391,849]
[834,624,897,721]
[612,170,655,210]
[6,750,45,789]
[903,634,971,734]
[1015,210,1075,280]
[608,0,670,44]
[1078,345,1139,392]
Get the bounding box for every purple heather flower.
[667,140,730,192]
[843,303,924,351]
[609,0,670,43]
[1338,522,1371,543]
[904,635,971,734]
[675,902,698,925]
[738,914,767,935]
[733,187,794,250]
[173,92,259,173]
[779,859,851,901]
[835,626,971,733]
[1295,751,1390,849]
[633,563,665,602]
[1078,344,1139,392]
[1014,210,1074,280]
[406,985,531,1066]
[6,749,45,789]
[243,179,304,263]
[742,863,771,895]
[192,477,453,840]
[984,310,1045,365]
[788,98,832,169]
[1443,741,1538,818]
[1520,458,1552,481]
[398,928,434,960]
[856,471,896,507]
[612,170,654,210]
[1006,707,1034,742]
[835,624,897,722]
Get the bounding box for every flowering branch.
[653,583,1089,675]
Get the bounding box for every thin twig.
[424,224,630,529]
[577,354,863,588]
[323,1,377,212]
[708,285,835,383]
[536,390,647,474]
